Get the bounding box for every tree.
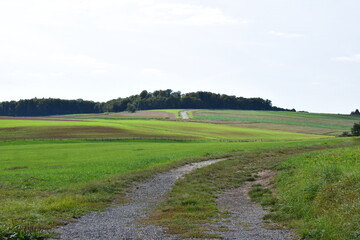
[351,122,360,136]
[351,109,360,116]
[126,103,137,113]
[140,90,148,99]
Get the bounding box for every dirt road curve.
[50,160,295,240]
[181,111,189,120]
[50,159,226,240]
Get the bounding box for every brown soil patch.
[113,110,176,119]
[252,170,277,188]
[0,116,85,122]
[0,125,200,141]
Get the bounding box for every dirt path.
[180,110,190,120]
[51,163,296,240]
[50,159,226,240]
[206,170,296,240]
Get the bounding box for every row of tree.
[0,90,294,116]
[0,98,103,116]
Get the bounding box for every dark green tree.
[351,122,360,136]
[351,109,360,116]
[126,103,137,113]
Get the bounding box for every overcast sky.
[0,0,359,113]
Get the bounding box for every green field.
[272,146,360,240]
[192,110,359,135]
[0,110,359,239]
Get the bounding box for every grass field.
[0,110,359,239]
[268,145,360,240]
[192,110,359,135]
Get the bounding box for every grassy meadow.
[0,109,359,239]
[270,146,360,240]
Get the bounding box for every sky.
[0,0,359,114]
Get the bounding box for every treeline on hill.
[0,89,294,116]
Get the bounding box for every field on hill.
[0,109,359,239]
[192,110,359,135]
[0,116,325,141]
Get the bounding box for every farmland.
[0,109,359,239]
[0,116,325,141]
[192,110,359,135]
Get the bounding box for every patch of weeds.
[237,222,251,227]
[262,223,284,230]
[249,185,277,207]
[0,225,51,240]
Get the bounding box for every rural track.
[180,110,190,120]
[50,158,227,240]
[206,170,296,240]
[50,159,296,240]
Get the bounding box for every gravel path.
[207,171,297,240]
[180,111,190,120]
[50,158,226,240]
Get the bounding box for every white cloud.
[268,30,303,38]
[331,54,360,62]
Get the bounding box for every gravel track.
[206,171,296,240]
[51,161,296,240]
[180,111,190,120]
[50,159,226,240]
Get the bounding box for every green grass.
[192,110,358,135]
[266,144,360,240]
[0,118,326,141]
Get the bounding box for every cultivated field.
[192,110,359,136]
[0,117,324,141]
[0,109,359,239]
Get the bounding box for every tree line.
[0,89,294,116]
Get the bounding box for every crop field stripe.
[193,115,350,130]
[0,119,326,141]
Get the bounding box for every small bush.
[340,131,351,137]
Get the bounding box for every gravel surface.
[51,162,296,240]
[207,171,297,240]
[180,111,190,120]
[50,159,226,240]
